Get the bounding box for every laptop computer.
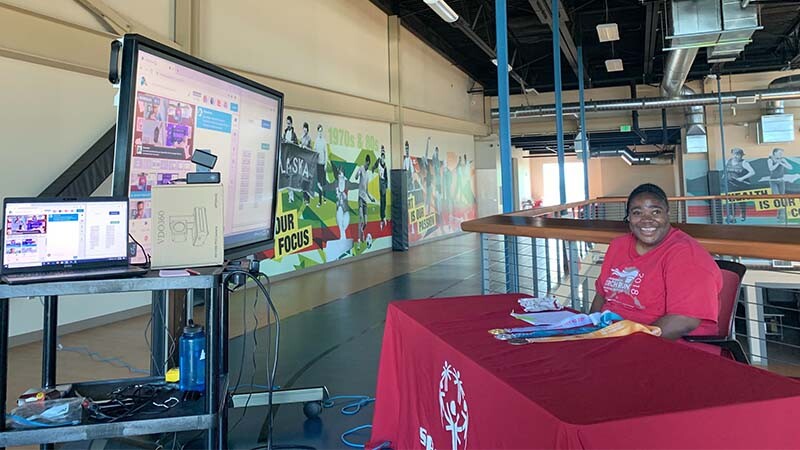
[1,197,148,285]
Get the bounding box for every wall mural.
[259,111,391,276]
[403,132,477,243]
[722,146,800,223]
[685,142,800,225]
[684,157,713,224]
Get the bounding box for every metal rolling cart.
[0,267,227,449]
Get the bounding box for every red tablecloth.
[369,294,800,449]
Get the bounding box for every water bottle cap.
[183,320,203,336]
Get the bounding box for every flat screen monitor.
[112,34,282,260]
[758,114,795,144]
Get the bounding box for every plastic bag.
[7,397,84,429]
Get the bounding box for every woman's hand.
[653,314,701,340]
[589,293,606,314]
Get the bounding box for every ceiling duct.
[660,0,758,153]
[682,85,708,152]
[665,0,761,64]
[657,45,707,153]
[764,75,800,115]
[660,48,699,98]
[765,100,785,115]
[493,87,800,118]
[683,87,705,135]
[708,0,762,63]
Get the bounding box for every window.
[542,162,586,206]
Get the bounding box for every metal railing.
[478,197,800,375]
[565,195,800,226]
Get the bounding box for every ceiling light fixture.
[491,58,513,71]
[423,0,459,23]
[605,59,624,72]
[621,151,634,165]
[596,23,620,42]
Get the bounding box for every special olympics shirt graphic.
[603,266,645,310]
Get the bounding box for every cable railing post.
[545,238,552,292]
[505,235,519,293]
[531,237,539,297]
[568,241,580,310]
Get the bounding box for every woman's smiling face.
[628,193,671,254]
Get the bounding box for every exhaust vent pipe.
[765,100,784,115]
[764,76,800,115]
[682,86,707,147]
[660,48,699,98]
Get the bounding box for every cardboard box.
[150,184,223,269]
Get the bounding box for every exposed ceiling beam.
[450,16,533,93]
[643,1,660,80]
[789,51,800,68]
[786,13,800,67]
[73,0,180,49]
[527,0,580,76]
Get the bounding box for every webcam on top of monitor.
[186,149,220,184]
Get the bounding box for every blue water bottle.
[179,321,206,392]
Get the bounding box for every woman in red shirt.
[590,183,722,339]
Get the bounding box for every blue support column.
[496,0,514,214]
[552,0,567,205]
[496,0,518,292]
[578,45,589,202]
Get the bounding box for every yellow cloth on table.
[510,320,661,344]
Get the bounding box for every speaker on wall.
[390,169,408,251]
[707,170,722,196]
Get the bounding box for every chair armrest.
[684,336,728,343]
[683,337,750,364]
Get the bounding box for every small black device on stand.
[186,149,221,184]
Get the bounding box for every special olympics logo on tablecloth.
[438,360,469,450]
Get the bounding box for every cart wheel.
[303,401,323,418]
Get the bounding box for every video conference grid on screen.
[127,49,279,258]
[3,201,128,269]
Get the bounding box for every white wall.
[400,28,483,123]
[0,57,116,201]
[516,157,532,208]
[1,0,174,39]
[474,136,500,216]
[595,157,677,197]
[198,0,390,103]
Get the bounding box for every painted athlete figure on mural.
[355,155,376,244]
[724,147,755,223]
[372,146,389,229]
[769,148,792,222]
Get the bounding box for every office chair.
[684,260,750,364]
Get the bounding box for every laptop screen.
[3,199,129,271]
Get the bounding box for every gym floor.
[6,233,481,450]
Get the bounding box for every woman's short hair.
[626,183,669,215]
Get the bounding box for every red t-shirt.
[595,228,722,336]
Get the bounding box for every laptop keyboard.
[4,267,147,284]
